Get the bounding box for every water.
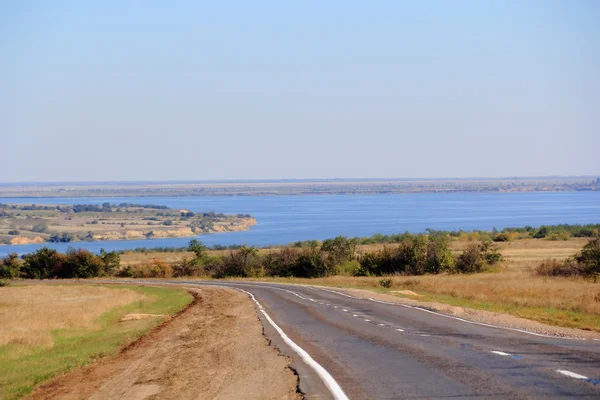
[1,192,599,256]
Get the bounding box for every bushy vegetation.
[535,237,600,279]
[117,235,503,279]
[352,224,600,244]
[1,247,121,279]
[6,232,599,282]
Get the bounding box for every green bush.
[575,237,600,278]
[379,278,392,288]
[0,253,20,279]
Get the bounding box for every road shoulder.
[27,287,301,400]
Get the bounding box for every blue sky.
[1,1,598,182]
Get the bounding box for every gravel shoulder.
[27,287,300,400]
[310,285,600,340]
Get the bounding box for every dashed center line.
[352,314,359,317]
[378,323,385,326]
[396,329,404,332]
[490,350,523,360]
[557,370,589,380]
[342,309,348,312]
[364,319,371,322]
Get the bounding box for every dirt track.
[28,287,301,400]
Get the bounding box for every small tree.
[0,253,20,279]
[575,237,600,278]
[22,247,64,279]
[99,249,121,276]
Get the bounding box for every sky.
[1,1,599,182]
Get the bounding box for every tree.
[426,234,455,274]
[575,237,600,277]
[321,236,359,275]
[188,239,208,259]
[99,249,120,275]
[0,253,20,279]
[55,248,104,278]
[22,247,64,279]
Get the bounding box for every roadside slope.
[28,287,300,400]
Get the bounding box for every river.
[1,192,599,256]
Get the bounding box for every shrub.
[546,231,571,241]
[54,248,105,278]
[148,260,173,278]
[337,260,362,276]
[379,278,392,288]
[456,243,486,273]
[0,279,9,287]
[534,259,581,277]
[31,223,49,233]
[172,257,205,277]
[575,237,600,277]
[0,253,20,279]
[7,230,19,235]
[22,247,64,279]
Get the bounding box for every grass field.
[0,284,193,400]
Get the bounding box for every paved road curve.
[167,281,600,399]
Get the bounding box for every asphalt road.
[168,281,600,399]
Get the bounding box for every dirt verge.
[28,287,301,400]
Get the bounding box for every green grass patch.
[0,285,192,400]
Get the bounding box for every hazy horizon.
[2,1,599,182]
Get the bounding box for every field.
[0,284,193,400]
[119,238,600,332]
[0,203,255,245]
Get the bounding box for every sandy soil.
[28,287,300,400]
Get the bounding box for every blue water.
[1,192,599,256]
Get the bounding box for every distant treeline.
[1,234,503,281]
[0,248,120,280]
[114,223,599,255]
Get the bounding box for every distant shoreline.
[0,177,598,198]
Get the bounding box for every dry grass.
[266,271,600,315]
[241,271,600,331]
[0,285,144,347]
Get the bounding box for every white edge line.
[557,370,589,380]
[236,288,349,400]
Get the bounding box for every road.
[158,280,600,399]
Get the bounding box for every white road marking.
[352,314,359,317]
[491,351,512,356]
[334,306,339,309]
[364,297,585,340]
[364,319,371,322]
[557,370,589,380]
[378,323,385,326]
[237,288,349,400]
[420,334,430,337]
[342,309,348,312]
[396,329,404,332]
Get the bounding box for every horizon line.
[0,175,599,186]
